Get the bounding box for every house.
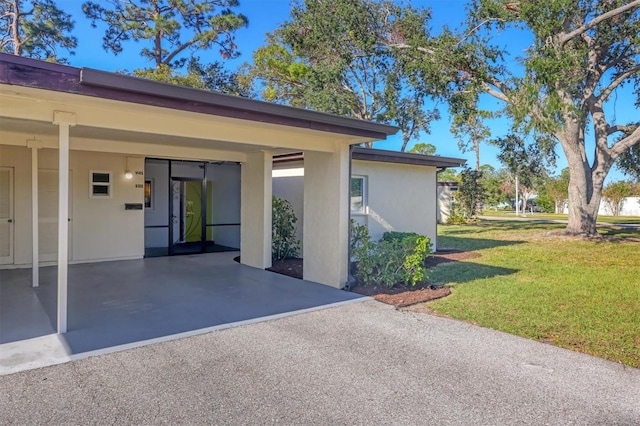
[0,54,397,334]
[273,149,466,252]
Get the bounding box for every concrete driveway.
[1,301,638,425]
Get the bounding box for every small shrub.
[272,196,300,260]
[350,220,371,256]
[351,227,432,288]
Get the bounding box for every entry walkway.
[0,253,365,373]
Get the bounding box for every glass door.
[170,178,205,255]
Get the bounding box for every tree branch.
[560,0,640,46]
[596,65,640,105]
[610,125,640,158]
[608,124,637,136]
[162,37,200,65]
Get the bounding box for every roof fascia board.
[80,68,398,138]
[274,148,466,168]
[0,54,397,141]
[352,147,466,168]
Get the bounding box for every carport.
[0,252,365,356]
[0,54,396,340]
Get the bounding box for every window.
[90,171,112,198]
[351,176,367,214]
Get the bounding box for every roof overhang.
[0,53,398,144]
[274,148,466,169]
[352,147,466,168]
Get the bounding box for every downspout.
[345,144,355,291]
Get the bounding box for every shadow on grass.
[442,221,566,235]
[429,261,518,285]
[438,235,526,251]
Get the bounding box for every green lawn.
[481,210,640,225]
[428,220,640,367]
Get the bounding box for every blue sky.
[63,0,634,182]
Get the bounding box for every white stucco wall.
[0,144,144,267]
[272,161,305,255]
[353,160,437,247]
[272,157,439,252]
[303,148,350,288]
[598,197,640,216]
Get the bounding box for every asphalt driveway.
[1,301,638,425]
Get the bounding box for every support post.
[53,111,76,334]
[27,139,42,287]
[240,150,272,269]
[303,144,350,288]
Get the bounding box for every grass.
[428,220,640,367]
[482,210,640,225]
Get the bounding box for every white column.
[52,111,76,334]
[27,139,42,287]
[303,144,350,288]
[240,150,272,269]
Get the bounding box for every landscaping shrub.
[272,196,300,260]
[350,224,432,288]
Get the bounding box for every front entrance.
[144,159,241,257]
[0,167,14,265]
[171,178,206,255]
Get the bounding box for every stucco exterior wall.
[272,161,305,255]
[353,160,437,247]
[0,144,144,267]
[598,197,640,216]
[272,158,439,251]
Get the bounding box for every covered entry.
[144,159,241,257]
[0,53,396,338]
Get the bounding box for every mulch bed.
[267,257,304,278]
[261,249,480,308]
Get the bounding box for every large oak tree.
[391,0,640,235]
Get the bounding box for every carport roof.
[273,147,467,169]
[0,53,398,140]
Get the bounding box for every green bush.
[350,220,371,255]
[350,226,432,288]
[272,196,300,260]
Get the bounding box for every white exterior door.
[0,167,14,265]
[39,169,73,262]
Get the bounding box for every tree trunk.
[564,147,602,236]
[12,1,22,56]
[400,134,409,152]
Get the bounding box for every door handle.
[7,219,12,223]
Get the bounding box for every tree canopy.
[390,0,640,235]
[1,0,77,62]
[242,0,439,149]
[81,0,248,93]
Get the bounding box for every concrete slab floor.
[0,252,366,375]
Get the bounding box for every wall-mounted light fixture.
[124,157,133,180]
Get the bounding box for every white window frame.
[350,175,367,215]
[89,170,112,199]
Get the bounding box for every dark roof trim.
[0,54,397,140]
[273,148,466,168]
[352,147,466,168]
